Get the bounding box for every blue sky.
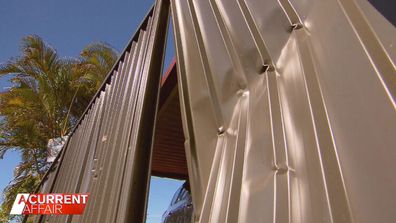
[0,0,180,222]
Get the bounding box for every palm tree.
[79,42,119,91]
[0,35,117,221]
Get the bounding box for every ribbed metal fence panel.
[31,1,170,222]
[171,0,396,223]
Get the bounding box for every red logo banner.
[10,193,89,215]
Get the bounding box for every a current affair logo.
[10,193,89,215]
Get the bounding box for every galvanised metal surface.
[171,0,396,223]
[31,0,169,222]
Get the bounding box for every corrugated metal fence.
[31,1,169,222]
[31,0,396,222]
[171,0,396,222]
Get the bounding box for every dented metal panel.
[171,1,396,223]
[31,1,169,222]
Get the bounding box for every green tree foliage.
[0,35,117,221]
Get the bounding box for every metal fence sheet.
[31,1,169,222]
[171,0,396,222]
